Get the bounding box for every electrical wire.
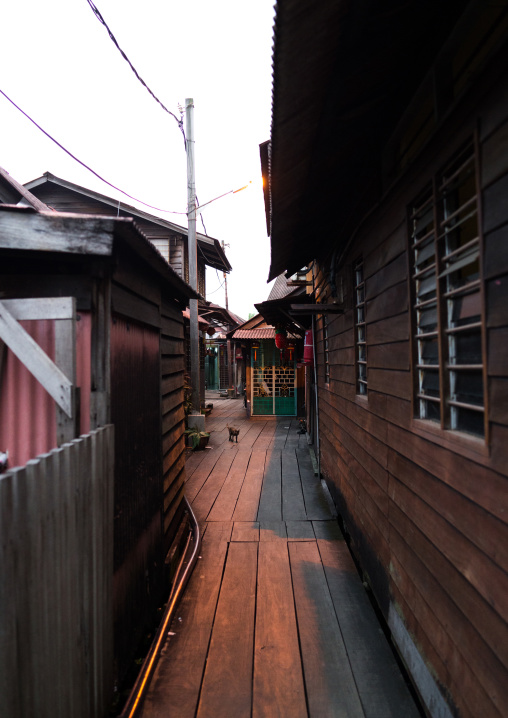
[85,0,186,145]
[206,278,226,295]
[0,88,188,216]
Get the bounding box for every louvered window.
[409,141,485,437]
[323,315,330,384]
[354,259,367,395]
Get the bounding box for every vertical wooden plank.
[140,534,229,718]
[55,299,77,445]
[257,449,282,521]
[103,425,115,715]
[197,542,258,717]
[281,449,307,520]
[253,542,307,718]
[90,277,111,429]
[296,448,335,520]
[289,540,365,718]
[317,538,422,718]
[60,442,79,717]
[207,450,251,521]
[16,462,38,717]
[0,472,21,716]
[233,449,267,521]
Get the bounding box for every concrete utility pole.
[186,97,201,412]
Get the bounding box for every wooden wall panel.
[313,73,508,718]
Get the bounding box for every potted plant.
[184,429,210,450]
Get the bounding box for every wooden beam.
[0,212,115,256]
[1,297,75,321]
[54,300,77,444]
[0,301,73,417]
[290,303,344,314]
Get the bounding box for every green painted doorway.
[251,340,296,415]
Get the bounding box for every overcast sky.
[0,0,276,320]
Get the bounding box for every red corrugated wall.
[0,313,92,469]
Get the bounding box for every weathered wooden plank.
[233,449,266,521]
[285,520,315,540]
[191,450,237,521]
[0,211,115,255]
[389,501,508,672]
[111,284,161,328]
[253,542,307,718]
[281,450,307,520]
[296,448,335,520]
[231,521,260,542]
[389,538,505,718]
[317,538,421,718]
[289,540,365,718]
[367,368,411,400]
[207,450,251,521]
[197,542,257,718]
[1,296,75,320]
[390,475,508,624]
[140,534,229,718]
[367,312,409,345]
[366,283,408,324]
[257,449,282,521]
[259,520,287,542]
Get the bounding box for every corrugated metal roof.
[24,172,232,272]
[267,274,292,301]
[232,328,277,339]
[269,0,468,280]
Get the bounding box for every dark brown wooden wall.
[314,68,508,718]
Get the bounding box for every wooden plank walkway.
[140,399,421,718]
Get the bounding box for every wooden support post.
[90,276,111,429]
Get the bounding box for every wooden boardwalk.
[140,399,421,718]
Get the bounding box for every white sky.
[0,0,276,320]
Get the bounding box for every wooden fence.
[0,425,114,718]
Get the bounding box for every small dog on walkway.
[227,425,240,442]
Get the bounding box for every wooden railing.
[0,425,114,718]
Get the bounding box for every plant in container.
[184,429,210,450]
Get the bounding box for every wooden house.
[25,172,232,408]
[265,1,508,717]
[230,303,304,417]
[200,301,244,393]
[0,202,198,688]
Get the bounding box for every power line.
[0,87,187,216]
[85,0,186,145]
[1,87,251,222]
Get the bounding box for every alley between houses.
[139,398,421,718]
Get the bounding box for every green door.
[252,340,296,415]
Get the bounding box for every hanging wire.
[206,278,226,295]
[85,0,186,145]
[0,87,187,215]
[196,194,208,235]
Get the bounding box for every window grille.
[409,141,485,437]
[323,315,330,384]
[354,259,367,395]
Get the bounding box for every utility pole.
[221,240,230,310]
[186,97,201,412]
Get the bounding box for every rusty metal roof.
[25,172,232,273]
[268,0,469,280]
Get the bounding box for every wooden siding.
[0,427,114,718]
[314,71,508,718]
[161,299,186,552]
